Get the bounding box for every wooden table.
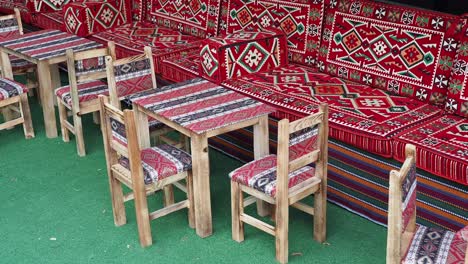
[128,78,275,238]
[0,29,102,138]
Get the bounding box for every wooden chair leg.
[163,185,175,207]
[57,99,69,142]
[2,106,15,130]
[133,183,152,247]
[275,202,289,264]
[92,111,100,125]
[72,112,86,157]
[186,171,195,228]
[313,184,327,243]
[19,93,34,138]
[231,181,244,242]
[109,172,126,226]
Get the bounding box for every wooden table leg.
[254,115,271,217]
[133,105,150,149]
[37,61,58,138]
[191,134,213,237]
[50,64,61,106]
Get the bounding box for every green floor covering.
[0,95,387,263]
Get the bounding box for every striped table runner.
[128,78,275,134]
[0,29,102,61]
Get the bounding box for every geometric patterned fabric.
[32,11,64,31]
[27,0,72,13]
[75,56,106,77]
[393,115,468,185]
[219,0,325,66]
[401,162,417,233]
[160,49,200,82]
[200,30,288,84]
[0,78,28,101]
[318,0,465,105]
[113,57,154,97]
[55,80,108,107]
[0,18,20,39]
[146,0,222,38]
[0,1,31,23]
[118,145,192,185]
[222,64,443,156]
[229,154,317,197]
[64,0,131,37]
[446,20,468,117]
[89,22,201,73]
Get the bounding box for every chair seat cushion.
[148,117,165,130]
[55,80,108,107]
[0,77,27,100]
[222,64,442,157]
[10,55,35,71]
[89,22,201,73]
[229,154,317,197]
[403,225,466,264]
[119,144,192,185]
[393,115,468,185]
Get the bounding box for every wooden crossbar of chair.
[99,95,194,247]
[56,41,116,156]
[230,103,329,263]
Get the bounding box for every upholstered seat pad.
[393,115,468,185]
[222,64,442,157]
[89,22,201,73]
[229,154,317,197]
[0,77,27,100]
[118,144,192,185]
[55,80,108,107]
[10,55,35,70]
[403,225,467,264]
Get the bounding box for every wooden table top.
[0,29,102,61]
[127,78,275,135]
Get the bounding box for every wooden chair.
[56,42,116,156]
[387,144,467,264]
[229,103,329,263]
[0,66,34,138]
[99,95,194,247]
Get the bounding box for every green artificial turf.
[0,94,387,263]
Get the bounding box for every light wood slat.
[0,117,23,130]
[291,202,314,216]
[288,150,320,173]
[0,96,19,107]
[288,180,321,205]
[289,113,323,133]
[149,200,189,220]
[206,116,262,138]
[173,182,187,193]
[123,190,156,202]
[113,53,147,66]
[240,213,275,236]
[63,120,76,135]
[240,184,275,204]
[243,196,257,207]
[76,71,107,82]
[111,141,129,157]
[74,47,109,60]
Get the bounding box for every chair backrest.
[275,103,329,200]
[105,46,157,108]
[65,41,116,110]
[99,95,144,183]
[387,144,417,264]
[0,8,23,39]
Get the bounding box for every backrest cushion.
[114,57,154,97]
[145,0,222,38]
[289,127,319,161]
[219,0,325,66]
[0,18,20,39]
[446,20,468,117]
[75,56,106,77]
[318,0,464,105]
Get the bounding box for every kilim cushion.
[0,18,20,39]
[229,154,317,197]
[113,57,154,96]
[145,0,222,38]
[160,49,200,82]
[393,115,468,185]
[10,55,35,71]
[75,57,106,77]
[219,0,325,66]
[63,0,131,37]
[55,80,108,107]
[0,0,32,23]
[200,30,288,84]
[222,64,443,157]
[118,144,192,185]
[27,0,72,13]
[402,225,466,264]
[446,21,468,117]
[32,11,64,31]
[89,22,201,73]
[318,0,465,105]
[0,78,28,100]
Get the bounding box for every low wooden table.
[0,29,102,138]
[128,78,275,238]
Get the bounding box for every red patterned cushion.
[55,80,108,107]
[0,1,31,23]
[118,144,192,185]
[446,21,468,117]
[89,22,201,73]
[113,57,154,97]
[402,225,465,264]
[27,0,72,13]
[146,0,221,38]
[10,55,35,71]
[33,11,64,31]
[393,115,468,185]
[161,49,200,82]
[222,64,442,157]
[63,0,131,37]
[200,30,288,84]
[0,18,20,39]
[318,0,465,105]
[229,154,317,197]
[0,78,28,100]
[219,0,325,66]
